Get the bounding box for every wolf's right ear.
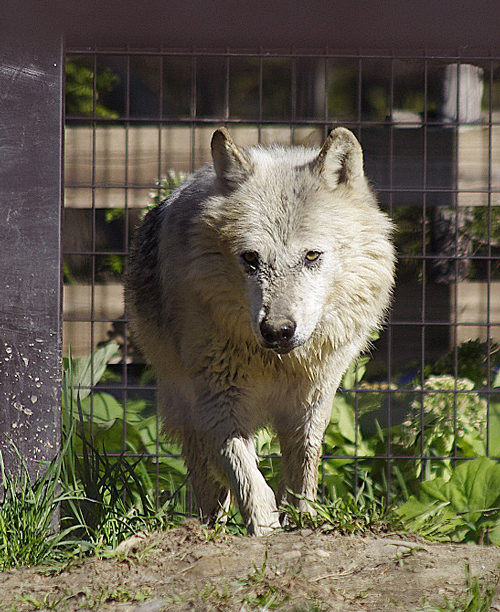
[211,127,252,191]
[313,127,364,190]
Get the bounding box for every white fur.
[126,127,395,535]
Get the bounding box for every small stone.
[315,549,330,558]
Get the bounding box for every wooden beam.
[0,31,64,480]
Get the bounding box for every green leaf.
[457,457,500,515]
[122,399,150,424]
[136,415,161,453]
[341,355,370,390]
[76,419,143,456]
[488,516,500,544]
[69,343,119,401]
[79,392,124,426]
[488,403,500,456]
[398,458,500,542]
[334,397,357,443]
[459,432,486,457]
[493,369,500,388]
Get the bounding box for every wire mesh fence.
[63,48,500,515]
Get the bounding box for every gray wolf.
[126,127,395,535]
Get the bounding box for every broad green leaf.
[328,398,373,456]
[157,455,188,479]
[418,477,451,505]
[74,418,143,456]
[488,403,500,456]
[448,457,500,517]
[122,399,149,424]
[397,458,500,542]
[336,398,357,443]
[488,516,500,544]
[137,415,162,453]
[79,392,124,425]
[459,432,486,457]
[341,354,370,390]
[70,343,119,400]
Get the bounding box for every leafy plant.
[63,343,188,508]
[64,342,120,404]
[61,343,182,553]
[321,354,379,495]
[65,60,120,118]
[392,375,487,481]
[147,171,189,210]
[0,341,184,570]
[61,437,177,551]
[397,457,500,544]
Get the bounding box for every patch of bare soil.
[1,521,500,612]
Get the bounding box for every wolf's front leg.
[182,433,232,525]
[275,404,330,516]
[220,436,280,535]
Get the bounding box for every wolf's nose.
[260,319,297,346]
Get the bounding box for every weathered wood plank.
[0,32,63,479]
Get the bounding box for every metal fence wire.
[63,48,500,510]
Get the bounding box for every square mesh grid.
[63,48,500,509]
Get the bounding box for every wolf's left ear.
[313,127,364,189]
[211,127,252,191]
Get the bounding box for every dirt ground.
[1,521,500,612]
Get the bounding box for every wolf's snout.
[259,318,297,353]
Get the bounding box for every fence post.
[0,31,64,485]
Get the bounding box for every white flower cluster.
[400,375,487,450]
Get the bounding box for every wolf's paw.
[249,519,281,537]
[247,509,281,536]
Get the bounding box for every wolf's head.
[205,127,394,355]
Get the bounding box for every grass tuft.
[0,399,179,569]
[0,436,81,570]
[281,486,402,535]
[418,564,498,612]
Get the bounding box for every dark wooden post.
[0,30,64,481]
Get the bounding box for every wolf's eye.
[241,251,259,271]
[305,251,321,263]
